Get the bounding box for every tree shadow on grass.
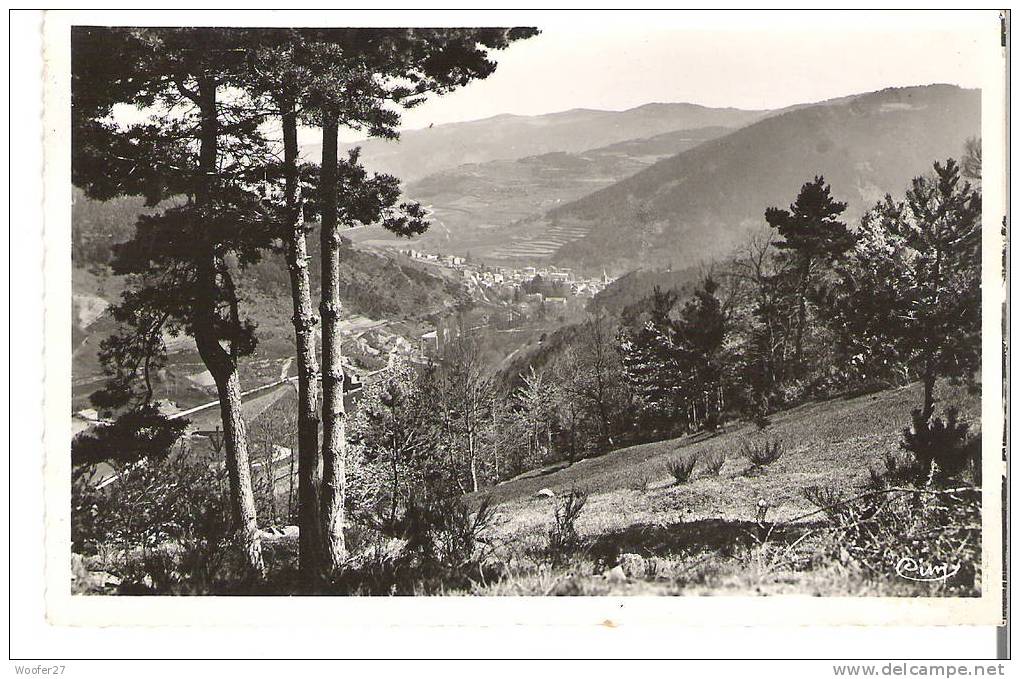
[586,518,827,563]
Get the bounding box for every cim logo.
[894,557,961,583]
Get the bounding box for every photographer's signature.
[895,557,960,582]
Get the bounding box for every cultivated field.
[485,223,592,261]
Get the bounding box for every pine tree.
[765,176,854,370]
[676,275,727,427]
[828,159,981,421]
[239,35,329,582]
[619,286,683,426]
[619,278,727,432]
[305,29,537,574]
[72,27,279,577]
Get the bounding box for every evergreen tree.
[619,286,683,426]
[72,404,189,470]
[676,275,727,427]
[72,27,279,577]
[765,176,854,370]
[832,159,981,421]
[240,34,328,582]
[305,28,537,574]
[619,277,727,432]
[820,197,910,387]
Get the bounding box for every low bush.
[548,488,588,563]
[395,494,497,593]
[740,436,784,468]
[71,443,240,594]
[820,486,981,595]
[802,482,846,520]
[628,472,654,492]
[702,450,726,476]
[901,407,980,483]
[665,452,698,485]
[867,449,918,489]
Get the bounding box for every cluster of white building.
[356,328,413,358]
[400,247,614,300]
[400,249,464,267]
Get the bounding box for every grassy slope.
[467,381,980,596]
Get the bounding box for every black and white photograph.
[23,9,1008,644]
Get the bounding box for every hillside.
[468,380,980,595]
[305,103,767,183]
[540,85,981,273]
[349,126,735,259]
[71,194,470,411]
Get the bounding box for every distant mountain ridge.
[302,102,768,183]
[543,84,981,272]
[346,124,737,257]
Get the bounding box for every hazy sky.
[321,11,990,143]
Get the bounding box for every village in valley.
[72,241,615,445]
[65,22,993,604]
[399,247,612,300]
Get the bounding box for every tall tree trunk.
[793,256,811,369]
[210,356,264,575]
[389,450,400,529]
[195,75,264,578]
[492,407,499,481]
[318,110,346,574]
[468,427,478,493]
[922,361,938,423]
[279,94,323,585]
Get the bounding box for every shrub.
[71,443,239,594]
[397,489,493,575]
[740,436,784,468]
[802,482,846,520]
[821,486,981,595]
[628,472,654,492]
[867,449,919,489]
[702,450,726,476]
[901,407,980,482]
[71,404,189,468]
[548,488,587,562]
[665,452,698,484]
[383,487,501,591]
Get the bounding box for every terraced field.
[485,223,592,260]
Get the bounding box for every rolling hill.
[304,102,768,183]
[349,125,736,258]
[540,84,981,273]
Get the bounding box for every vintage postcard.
[40,9,1007,630]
